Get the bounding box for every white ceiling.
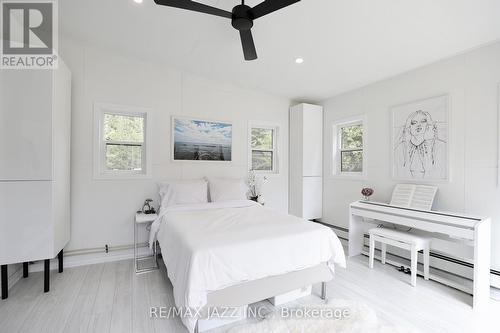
[60,0,500,102]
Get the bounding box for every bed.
[149,199,346,332]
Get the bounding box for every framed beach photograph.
[172,116,232,161]
[391,95,449,182]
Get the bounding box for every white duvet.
[149,200,346,331]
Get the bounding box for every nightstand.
[134,212,159,274]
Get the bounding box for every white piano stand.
[349,200,491,309]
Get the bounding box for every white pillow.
[208,178,248,202]
[158,179,208,207]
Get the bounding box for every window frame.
[248,122,280,174]
[93,103,152,180]
[332,116,367,179]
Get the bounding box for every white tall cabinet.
[289,103,323,220]
[0,61,71,298]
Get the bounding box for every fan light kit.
[295,57,304,64]
[134,0,143,3]
[153,0,301,61]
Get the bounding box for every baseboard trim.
[316,220,500,290]
[26,246,153,273]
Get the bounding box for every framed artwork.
[172,116,232,161]
[391,94,449,182]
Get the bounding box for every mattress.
[149,200,346,331]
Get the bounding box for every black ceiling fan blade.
[249,0,300,20]
[239,29,257,61]
[154,0,232,19]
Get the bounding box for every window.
[94,103,151,179]
[333,118,365,177]
[249,124,279,173]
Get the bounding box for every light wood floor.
[1,255,499,333]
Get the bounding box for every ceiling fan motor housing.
[154,0,301,61]
[231,5,253,31]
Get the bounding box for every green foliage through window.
[104,114,144,142]
[103,113,145,171]
[252,151,273,171]
[251,128,273,150]
[339,124,363,173]
[341,125,362,149]
[105,144,142,171]
[251,127,275,171]
[341,150,363,172]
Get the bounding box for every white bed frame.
[192,262,332,332]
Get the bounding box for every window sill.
[253,170,280,176]
[93,172,152,181]
[329,173,367,181]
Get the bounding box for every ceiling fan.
[153,0,301,61]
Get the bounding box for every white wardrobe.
[0,61,71,297]
[289,103,323,220]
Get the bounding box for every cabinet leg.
[23,262,29,278]
[1,265,7,299]
[58,250,63,273]
[44,259,50,293]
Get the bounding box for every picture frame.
[171,116,233,162]
[390,94,450,182]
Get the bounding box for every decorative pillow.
[158,179,208,207]
[208,178,248,202]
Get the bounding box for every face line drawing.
[395,110,446,179]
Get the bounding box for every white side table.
[134,212,159,274]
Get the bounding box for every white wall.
[322,41,500,273]
[60,37,290,252]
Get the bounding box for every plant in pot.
[246,170,268,203]
[361,187,374,201]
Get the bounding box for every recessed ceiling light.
[134,0,143,3]
[295,58,304,64]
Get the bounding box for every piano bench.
[368,227,431,287]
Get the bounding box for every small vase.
[257,195,265,205]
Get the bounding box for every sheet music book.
[389,184,438,211]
